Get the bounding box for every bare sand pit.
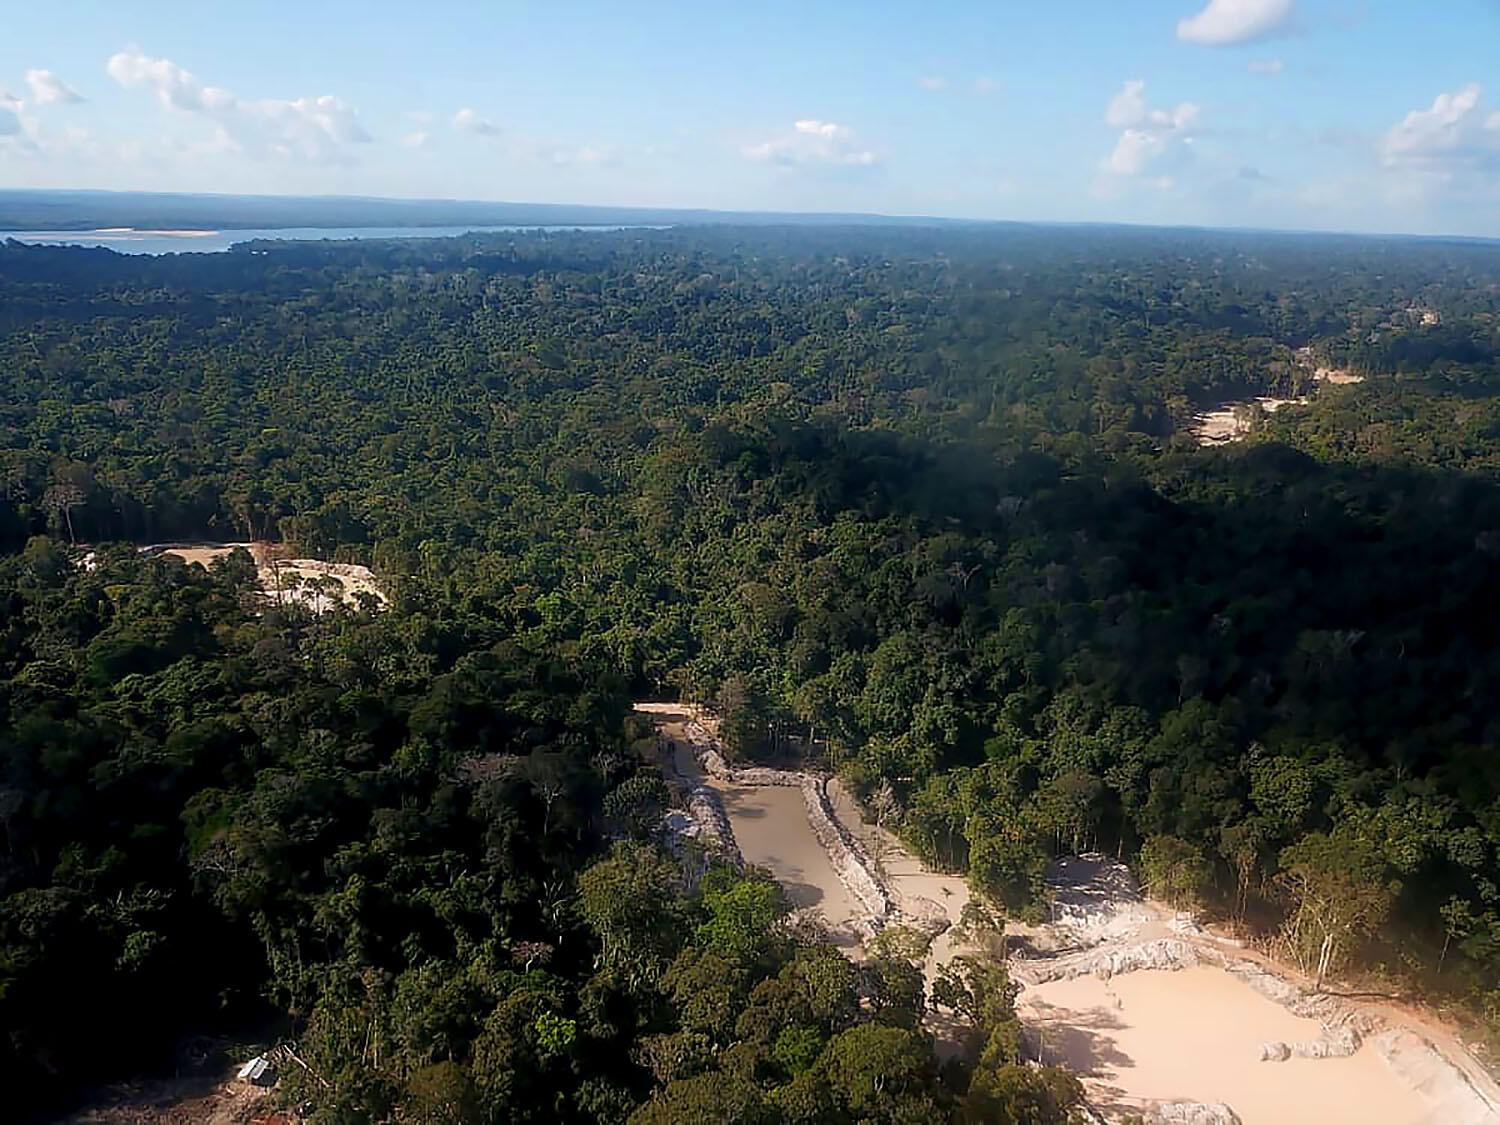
[1191,397,1308,445]
[163,546,236,568]
[1023,966,1432,1124]
[1314,366,1364,385]
[638,710,1499,1121]
[152,542,385,612]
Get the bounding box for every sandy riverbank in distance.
[91,228,221,237]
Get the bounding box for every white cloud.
[106,49,370,162]
[541,143,621,167]
[1106,79,1149,128]
[25,69,83,105]
[743,119,878,167]
[1108,129,1168,176]
[453,107,499,136]
[107,50,231,112]
[1381,83,1500,174]
[1248,59,1285,74]
[1177,0,1295,46]
[0,100,20,137]
[1101,80,1200,182]
[918,76,947,91]
[972,76,998,95]
[401,130,432,149]
[256,95,371,157]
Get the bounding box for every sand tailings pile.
[1022,960,1434,1124]
[1190,397,1308,445]
[1016,856,1499,1124]
[147,542,386,613]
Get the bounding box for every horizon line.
[2,186,1498,246]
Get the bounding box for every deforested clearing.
[151,542,386,612]
[1191,397,1308,445]
[1023,966,1430,1124]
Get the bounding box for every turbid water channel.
[667,731,866,950]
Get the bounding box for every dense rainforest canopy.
[3,223,1500,1121]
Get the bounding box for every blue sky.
[2,0,1499,235]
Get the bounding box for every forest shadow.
[1024,998,1133,1077]
[716,789,771,819]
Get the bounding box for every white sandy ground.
[152,543,386,612]
[1024,966,1430,1124]
[1314,366,1365,385]
[636,705,1500,1123]
[1192,355,1365,446]
[1191,397,1308,445]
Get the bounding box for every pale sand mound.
[1314,367,1364,385]
[1023,966,1432,1125]
[164,546,237,568]
[1191,397,1309,446]
[154,543,385,612]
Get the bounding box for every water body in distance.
[0,225,651,255]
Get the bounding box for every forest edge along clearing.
[140,542,386,613]
[634,703,1500,1124]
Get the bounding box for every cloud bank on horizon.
[0,0,1496,237]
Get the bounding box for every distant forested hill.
[3,222,1500,1120]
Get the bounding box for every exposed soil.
[1191,397,1308,445]
[58,1072,286,1125]
[1025,966,1429,1124]
[148,542,386,612]
[637,705,1500,1123]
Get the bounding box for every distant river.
[0,224,650,255]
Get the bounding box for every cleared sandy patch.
[1314,366,1364,385]
[261,559,385,613]
[1191,397,1308,445]
[154,542,385,612]
[164,546,236,568]
[1023,965,1433,1124]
